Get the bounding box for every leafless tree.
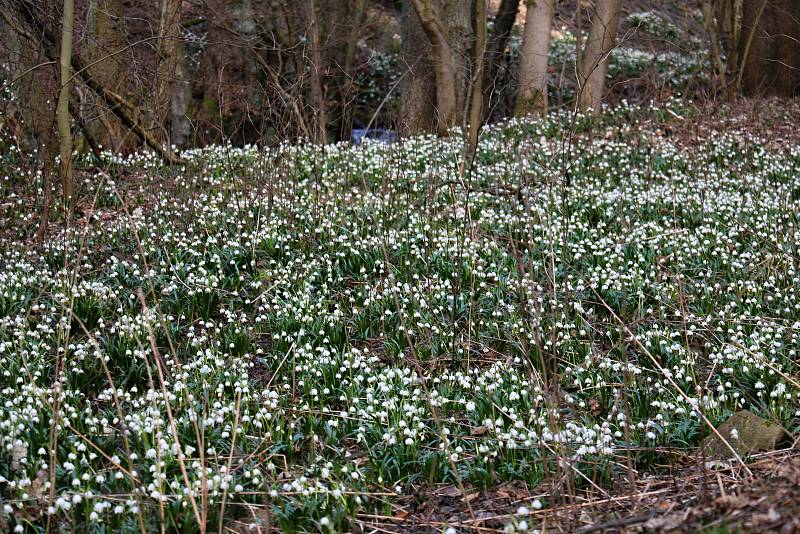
[516,0,555,116]
[399,0,472,135]
[56,0,75,210]
[577,0,622,112]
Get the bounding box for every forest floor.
[356,98,800,533]
[2,98,800,533]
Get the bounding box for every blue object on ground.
[351,128,397,145]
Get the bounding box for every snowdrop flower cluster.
[0,102,798,531]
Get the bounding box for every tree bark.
[699,0,727,89]
[0,2,59,239]
[738,0,800,96]
[484,0,520,119]
[170,38,191,146]
[467,0,487,155]
[6,0,182,165]
[87,0,129,151]
[575,0,583,69]
[577,0,622,113]
[306,0,327,144]
[156,0,191,146]
[409,0,458,132]
[57,0,75,209]
[400,0,436,134]
[515,0,555,117]
[715,0,741,99]
[400,0,472,135]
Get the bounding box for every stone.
[702,410,790,459]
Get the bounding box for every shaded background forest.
[1,0,800,166]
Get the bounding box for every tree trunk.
[6,0,182,165]
[400,0,472,135]
[170,38,191,146]
[715,0,741,99]
[484,0,521,120]
[699,0,727,89]
[87,0,129,151]
[400,0,436,134]
[577,0,622,113]
[410,0,457,132]
[715,0,738,58]
[575,0,583,70]
[739,0,800,96]
[515,0,555,117]
[0,2,59,239]
[467,0,487,155]
[57,0,75,210]
[156,0,190,147]
[306,0,327,144]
